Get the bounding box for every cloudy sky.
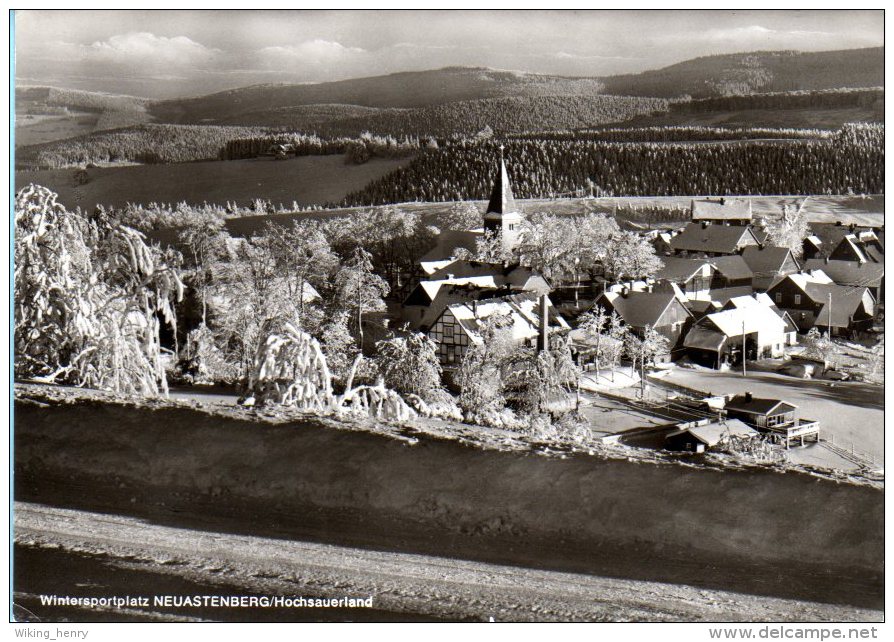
[14,9,884,99]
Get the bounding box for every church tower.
[483,147,523,253]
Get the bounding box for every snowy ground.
[13,502,883,623]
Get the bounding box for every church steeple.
[486,148,517,216]
[483,146,522,252]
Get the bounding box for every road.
[662,368,884,466]
[12,502,882,623]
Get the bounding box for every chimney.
[744,392,753,402]
[720,197,726,205]
[849,223,856,232]
[701,221,708,229]
[538,294,549,352]
[472,299,478,318]
[621,286,629,298]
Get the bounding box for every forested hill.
[150,48,883,124]
[151,68,607,123]
[600,48,883,98]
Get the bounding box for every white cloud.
[258,39,366,67]
[83,32,220,68]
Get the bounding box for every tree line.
[509,126,834,143]
[342,123,884,206]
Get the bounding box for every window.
[794,294,801,305]
[775,292,782,303]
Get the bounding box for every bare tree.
[765,202,810,259]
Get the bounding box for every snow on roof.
[445,292,568,345]
[691,198,752,221]
[782,270,834,291]
[726,395,797,416]
[668,418,758,447]
[840,234,869,263]
[704,302,786,338]
[420,258,457,275]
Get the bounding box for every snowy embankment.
[13,383,883,609]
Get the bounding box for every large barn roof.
[691,198,752,221]
[669,222,759,255]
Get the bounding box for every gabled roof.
[801,259,884,287]
[726,395,797,416]
[403,278,499,307]
[599,290,683,329]
[709,255,753,280]
[485,158,518,216]
[683,325,727,351]
[428,260,544,287]
[770,269,833,291]
[741,245,799,276]
[441,292,568,345]
[669,223,759,254]
[769,270,872,327]
[654,256,713,282]
[837,234,870,263]
[702,303,787,338]
[419,229,482,264]
[807,223,885,260]
[667,418,757,446]
[691,198,752,221]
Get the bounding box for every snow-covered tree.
[866,335,884,382]
[800,326,841,370]
[625,325,670,397]
[603,231,664,282]
[504,339,578,417]
[468,228,515,264]
[376,331,445,403]
[248,321,333,410]
[15,184,183,396]
[516,212,573,283]
[766,202,810,259]
[320,310,359,383]
[178,214,228,326]
[334,247,390,350]
[604,311,629,381]
[261,220,337,329]
[577,305,609,376]
[456,313,518,423]
[437,200,481,233]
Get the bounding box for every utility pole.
[742,318,747,377]
[827,292,833,338]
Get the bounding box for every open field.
[15,155,414,210]
[14,112,99,147]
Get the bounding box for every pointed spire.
[486,151,517,216]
